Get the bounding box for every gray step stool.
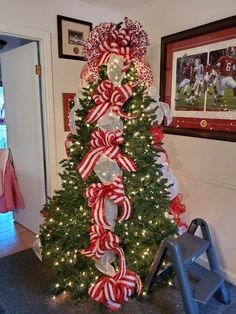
[144,218,230,314]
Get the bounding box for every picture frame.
[57,15,92,61]
[63,93,76,131]
[160,16,236,142]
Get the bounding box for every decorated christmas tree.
[39,17,187,310]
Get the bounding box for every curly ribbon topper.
[88,247,142,311]
[80,224,121,259]
[85,176,132,229]
[77,129,138,181]
[98,26,131,65]
[109,25,131,47]
[85,79,138,124]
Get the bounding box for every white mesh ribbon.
[93,107,125,275]
[69,92,83,135]
[155,152,180,200]
[145,86,172,126]
[97,110,123,132]
[104,197,118,231]
[33,238,42,261]
[107,54,126,86]
[95,250,116,276]
[94,155,122,185]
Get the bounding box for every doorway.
[0,27,56,256]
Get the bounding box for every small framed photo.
[57,15,92,61]
[160,16,236,142]
[63,93,76,131]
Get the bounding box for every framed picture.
[63,93,76,131]
[57,15,92,61]
[160,16,236,142]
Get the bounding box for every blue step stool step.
[166,232,209,268]
[193,270,224,304]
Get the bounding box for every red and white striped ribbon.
[85,79,137,124]
[109,25,131,47]
[88,247,142,311]
[85,176,132,228]
[77,130,138,181]
[80,224,121,259]
[98,41,131,65]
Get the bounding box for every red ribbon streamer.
[85,79,138,124]
[88,247,142,311]
[85,176,132,229]
[77,129,138,181]
[80,224,121,259]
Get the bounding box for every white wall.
[0,0,123,188]
[129,0,236,283]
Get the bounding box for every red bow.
[85,80,137,123]
[170,193,186,218]
[88,247,142,311]
[150,125,164,144]
[85,176,132,229]
[80,224,121,259]
[77,130,138,181]
[170,194,188,231]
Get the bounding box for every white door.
[1,42,46,234]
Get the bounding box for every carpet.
[0,249,236,314]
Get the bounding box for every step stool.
[144,218,230,314]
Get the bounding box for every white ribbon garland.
[145,86,172,126]
[69,92,84,135]
[155,152,180,200]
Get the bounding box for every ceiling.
[80,0,155,12]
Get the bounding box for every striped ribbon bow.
[98,26,131,65]
[77,129,138,181]
[109,25,131,47]
[80,224,121,259]
[85,176,132,229]
[98,41,131,65]
[85,79,137,124]
[88,247,142,311]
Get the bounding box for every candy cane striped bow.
[77,130,138,181]
[109,25,131,47]
[85,79,137,124]
[88,247,142,311]
[98,26,131,66]
[85,176,132,229]
[80,224,121,259]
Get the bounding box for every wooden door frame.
[0,22,57,196]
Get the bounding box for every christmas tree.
[40,17,186,310]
